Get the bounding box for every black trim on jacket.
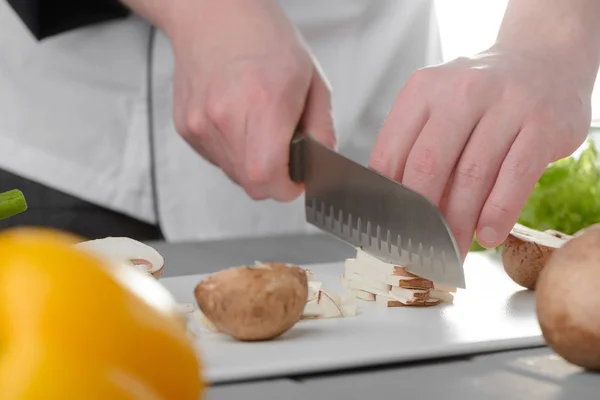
[6,0,131,40]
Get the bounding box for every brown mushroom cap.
[501,224,571,290]
[193,262,308,341]
[536,227,600,371]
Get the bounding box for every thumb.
[300,69,337,149]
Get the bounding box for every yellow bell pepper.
[0,228,204,399]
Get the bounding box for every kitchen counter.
[149,234,599,400]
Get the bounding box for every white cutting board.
[159,252,545,384]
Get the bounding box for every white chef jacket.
[0,1,442,242]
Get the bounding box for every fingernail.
[477,226,498,246]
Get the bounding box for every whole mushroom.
[536,225,600,371]
[501,223,571,290]
[194,262,308,341]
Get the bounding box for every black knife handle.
[289,131,306,183]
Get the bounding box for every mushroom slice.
[341,275,392,294]
[350,289,376,301]
[376,295,441,307]
[429,289,455,304]
[191,309,219,333]
[74,237,165,278]
[502,223,571,290]
[175,302,195,314]
[345,255,438,289]
[390,286,430,301]
[301,270,358,319]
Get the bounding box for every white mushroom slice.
[351,249,453,291]
[354,250,409,275]
[345,258,431,288]
[376,295,406,307]
[175,303,195,314]
[433,283,457,293]
[302,292,344,319]
[429,289,454,304]
[307,280,326,302]
[316,291,344,318]
[191,309,219,333]
[302,299,323,319]
[305,269,318,281]
[390,286,430,301]
[74,237,165,278]
[303,284,356,318]
[376,294,441,307]
[502,224,572,290]
[350,289,376,301]
[341,276,391,295]
[300,268,358,319]
[509,223,571,248]
[344,264,393,291]
[339,291,359,316]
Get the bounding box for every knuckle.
[205,96,231,130]
[239,70,279,107]
[369,149,396,179]
[248,82,276,108]
[244,186,268,201]
[506,157,546,200]
[405,68,432,92]
[246,160,274,187]
[183,111,211,141]
[484,202,515,224]
[501,82,528,104]
[504,157,532,183]
[480,200,515,232]
[489,202,512,215]
[406,146,439,180]
[277,55,305,80]
[455,162,485,189]
[454,69,487,101]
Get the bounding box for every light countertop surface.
[149,234,599,400]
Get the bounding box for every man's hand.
[122,0,335,201]
[370,0,600,257]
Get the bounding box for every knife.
[289,132,466,289]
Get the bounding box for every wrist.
[493,37,599,94]
[492,0,600,92]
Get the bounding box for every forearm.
[494,0,600,88]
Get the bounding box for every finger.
[180,113,247,191]
[439,107,521,256]
[369,78,429,181]
[300,69,337,150]
[401,106,483,205]
[243,81,308,203]
[476,125,551,248]
[438,171,455,214]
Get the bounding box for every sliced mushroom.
[501,223,571,290]
[74,237,165,278]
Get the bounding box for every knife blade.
[289,132,466,289]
